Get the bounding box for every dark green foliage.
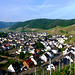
[0,51,9,56]
[9,19,75,30]
[60,30,65,33]
[0,21,17,29]
[65,37,71,44]
[19,52,25,59]
[37,42,44,49]
[52,64,74,75]
[5,59,16,67]
[37,62,41,67]
[25,52,32,57]
[18,61,22,64]
[60,30,68,34]
[58,48,65,52]
[47,35,50,38]
[4,51,9,56]
[9,21,30,30]
[0,32,7,37]
[0,51,4,55]
[35,64,74,75]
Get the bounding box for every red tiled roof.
[6,44,10,46]
[36,49,40,53]
[23,58,33,64]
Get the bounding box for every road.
[0,55,23,61]
[18,67,39,75]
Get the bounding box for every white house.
[40,54,47,62]
[65,56,73,62]
[46,52,54,58]
[8,64,15,72]
[8,63,20,72]
[58,44,63,48]
[30,55,37,65]
[51,47,58,54]
[47,64,55,70]
[46,46,51,50]
[63,48,75,55]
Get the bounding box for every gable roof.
[23,58,34,66]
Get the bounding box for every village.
[0,32,75,75]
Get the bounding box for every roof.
[45,53,50,58]
[6,44,10,46]
[23,58,34,65]
[36,49,40,53]
[51,47,58,50]
[65,52,74,60]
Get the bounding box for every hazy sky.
[0,0,75,22]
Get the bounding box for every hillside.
[0,21,17,29]
[9,19,75,30]
[1,24,75,45]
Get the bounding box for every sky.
[0,0,75,22]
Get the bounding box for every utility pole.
[70,55,71,73]
[43,69,44,75]
[49,58,51,75]
[62,59,63,69]
[35,68,36,75]
[59,60,60,71]
[74,54,75,75]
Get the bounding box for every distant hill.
[9,19,75,30]
[0,21,18,29]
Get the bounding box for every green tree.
[4,51,9,56]
[37,42,44,49]
[19,52,25,59]
[0,32,7,37]
[25,52,31,57]
[0,51,4,55]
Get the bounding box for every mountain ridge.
[0,21,18,29]
[9,18,75,30]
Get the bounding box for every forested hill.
[9,19,75,30]
[0,21,17,29]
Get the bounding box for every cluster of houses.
[46,46,75,71]
[0,32,75,74]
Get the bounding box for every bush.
[0,51,9,56]
[25,52,32,57]
[0,32,7,37]
[37,42,44,49]
[19,52,25,59]
[4,51,9,56]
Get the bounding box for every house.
[23,58,34,69]
[8,62,21,72]
[44,53,50,61]
[40,54,47,62]
[16,48,26,54]
[47,51,54,58]
[65,56,73,63]
[51,47,58,54]
[64,52,74,62]
[63,48,75,55]
[57,38,65,44]
[30,55,37,65]
[46,46,51,50]
[47,64,55,70]
[29,49,35,54]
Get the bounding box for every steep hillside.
[1,24,75,45]
[0,21,17,29]
[9,19,75,30]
